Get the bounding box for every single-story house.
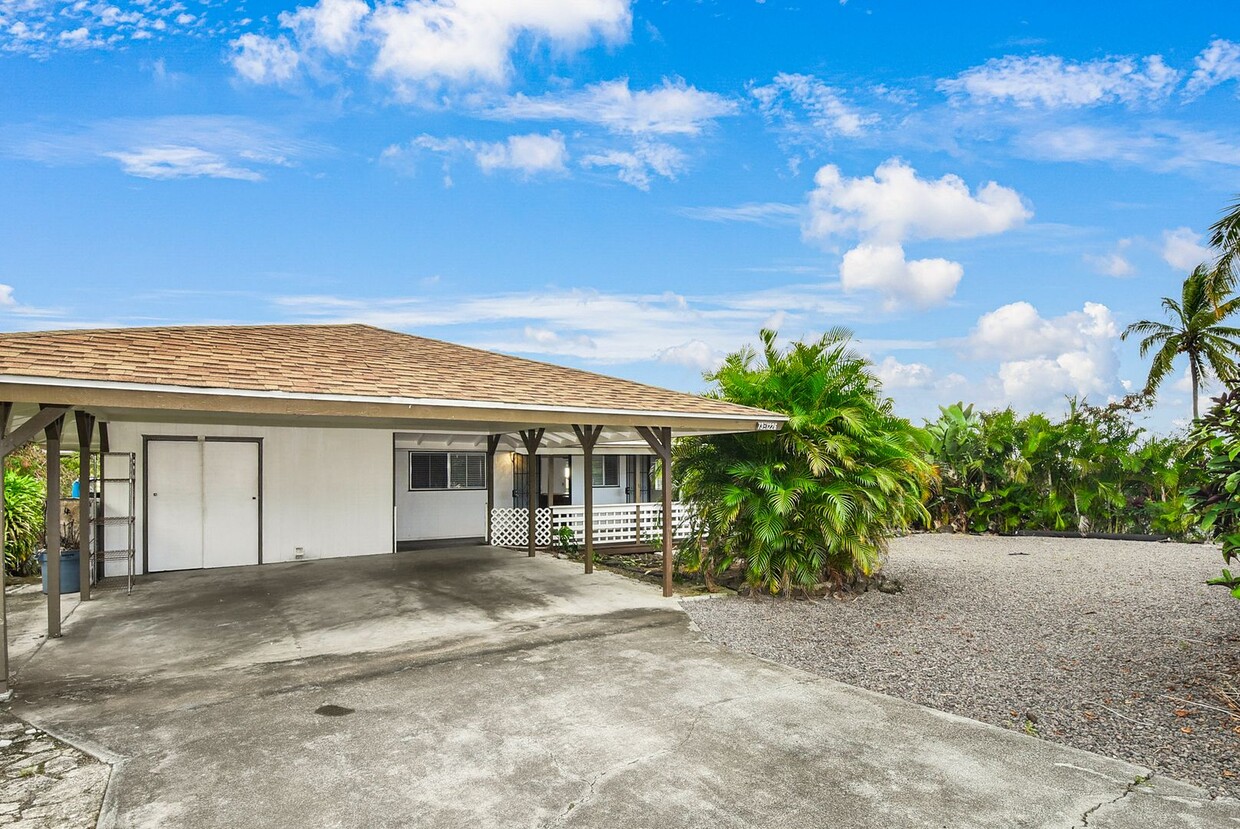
[0,323,783,696]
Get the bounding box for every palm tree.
[1209,195,1240,293]
[1122,265,1240,419]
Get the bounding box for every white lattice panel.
[489,507,553,547]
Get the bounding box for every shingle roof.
[0,324,771,419]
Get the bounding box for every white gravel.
[681,533,1240,799]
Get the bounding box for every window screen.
[592,455,619,487]
[449,453,486,489]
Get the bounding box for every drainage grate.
[314,704,355,717]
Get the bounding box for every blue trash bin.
[37,549,81,594]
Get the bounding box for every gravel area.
[682,533,1240,800]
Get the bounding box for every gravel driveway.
[682,533,1240,800]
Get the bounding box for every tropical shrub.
[920,395,1199,537]
[1185,388,1240,600]
[674,329,931,595]
[4,470,46,577]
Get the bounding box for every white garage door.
[147,438,261,572]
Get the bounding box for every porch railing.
[489,502,693,548]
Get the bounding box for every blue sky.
[2,0,1239,430]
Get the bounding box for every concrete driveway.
[9,547,1239,828]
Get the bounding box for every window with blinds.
[409,452,485,490]
[591,455,620,487]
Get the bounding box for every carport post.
[637,426,675,598]
[0,403,11,697]
[75,411,95,602]
[43,407,66,638]
[519,429,544,557]
[485,434,502,545]
[571,425,603,574]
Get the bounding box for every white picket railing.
[489,502,693,548]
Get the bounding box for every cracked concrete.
[5,546,1239,828]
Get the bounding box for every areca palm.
[1209,195,1240,293]
[674,328,931,595]
[1122,265,1240,418]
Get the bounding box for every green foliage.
[674,328,932,596]
[554,525,579,558]
[4,470,46,577]
[1185,388,1240,600]
[921,395,1200,537]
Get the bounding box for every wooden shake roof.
[0,324,773,420]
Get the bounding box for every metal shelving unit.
[90,451,136,594]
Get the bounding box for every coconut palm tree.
[1122,265,1240,419]
[1210,195,1240,292]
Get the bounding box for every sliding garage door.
[147,438,261,572]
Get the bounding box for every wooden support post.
[636,426,674,598]
[0,403,11,698]
[485,434,502,545]
[43,407,66,638]
[519,429,545,557]
[571,425,603,574]
[74,411,95,601]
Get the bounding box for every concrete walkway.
[7,547,1239,828]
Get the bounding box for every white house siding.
[394,450,486,542]
[106,420,393,574]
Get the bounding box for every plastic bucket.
[37,549,81,595]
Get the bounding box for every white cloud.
[486,78,736,135]
[939,54,1180,108]
[230,33,301,85]
[580,141,685,190]
[1,0,204,56]
[370,0,629,93]
[281,0,370,55]
[839,243,962,311]
[474,132,567,176]
[1185,39,1240,99]
[801,159,1029,309]
[968,301,1121,409]
[271,282,859,366]
[1,115,318,180]
[675,202,802,226]
[751,73,878,143]
[226,0,631,94]
[804,158,1030,244]
[1084,239,1134,277]
[1161,226,1214,271]
[874,356,943,390]
[104,146,265,181]
[1016,122,1240,173]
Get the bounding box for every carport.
[0,323,783,698]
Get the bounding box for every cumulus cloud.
[838,244,962,310]
[751,73,878,144]
[580,141,686,190]
[968,301,1121,409]
[486,78,737,135]
[939,53,1180,108]
[230,33,301,85]
[1,0,206,57]
[801,159,1029,309]
[1185,39,1240,99]
[1161,226,1214,272]
[1084,239,1134,277]
[230,0,631,95]
[804,159,1030,243]
[873,356,961,391]
[474,132,567,176]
